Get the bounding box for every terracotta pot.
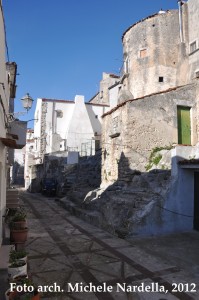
[5,288,18,300]
[12,220,27,230]
[10,228,28,244]
[31,292,40,300]
[5,289,11,300]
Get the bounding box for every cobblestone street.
[2,191,199,300]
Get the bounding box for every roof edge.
[122,10,177,41]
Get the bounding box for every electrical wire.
[156,204,193,218]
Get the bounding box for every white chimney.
[74,95,85,104]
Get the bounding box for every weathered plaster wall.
[98,82,199,235]
[188,0,199,81]
[89,73,120,105]
[24,130,35,189]
[109,84,121,109]
[122,11,181,98]
[0,3,9,244]
[102,83,198,184]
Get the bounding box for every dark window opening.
[56,110,63,118]
[190,41,197,53]
[159,77,164,83]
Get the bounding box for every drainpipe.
[178,0,184,43]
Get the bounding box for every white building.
[33,95,109,164]
[0,0,10,245]
[0,1,28,245]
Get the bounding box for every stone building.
[24,129,35,189]
[96,0,199,235]
[89,72,120,105]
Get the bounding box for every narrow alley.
[2,191,199,300]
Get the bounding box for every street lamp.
[7,93,34,123]
[21,93,34,112]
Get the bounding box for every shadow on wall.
[12,162,25,186]
[82,151,195,237]
[27,150,102,196]
[27,164,44,193]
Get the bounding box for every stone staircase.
[58,168,171,238]
[57,151,101,200]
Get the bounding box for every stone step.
[58,198,102,228]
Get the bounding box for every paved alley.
[12,191,199,300]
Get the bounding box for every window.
[56,110,63,118]
[124,57,129,73]
[195,70,199,78]
[140,49,147,58]
[190,41,197,53]
[159,77,164,83]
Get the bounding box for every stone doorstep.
[59,198,102,227]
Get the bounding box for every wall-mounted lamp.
[21,93,34,112]
[7,93,34,122]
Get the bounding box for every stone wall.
[101,83,198,184]
[89,73,120,105]
[40,101,47,162]
[188,0,199,81]
[58,151,102,201]
[122,10,186,99]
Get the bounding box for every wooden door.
[177,106,191,145]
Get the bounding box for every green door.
[177,106,191,145]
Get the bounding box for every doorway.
[177,106,191,145]
[194,172,199,230]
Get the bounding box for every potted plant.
[9,248,28,264]
[10,208,27,229]
[7,277,40,300]
[10,226,28,244]
[5,288,18,300]
[10,208,28,244]
[5,208,18,225]
[8,248,28,280]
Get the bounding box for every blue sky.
[3,0,178,127]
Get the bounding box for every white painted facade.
[0,1,12,245]
[33,95,109,164]
[188,0,199,80]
